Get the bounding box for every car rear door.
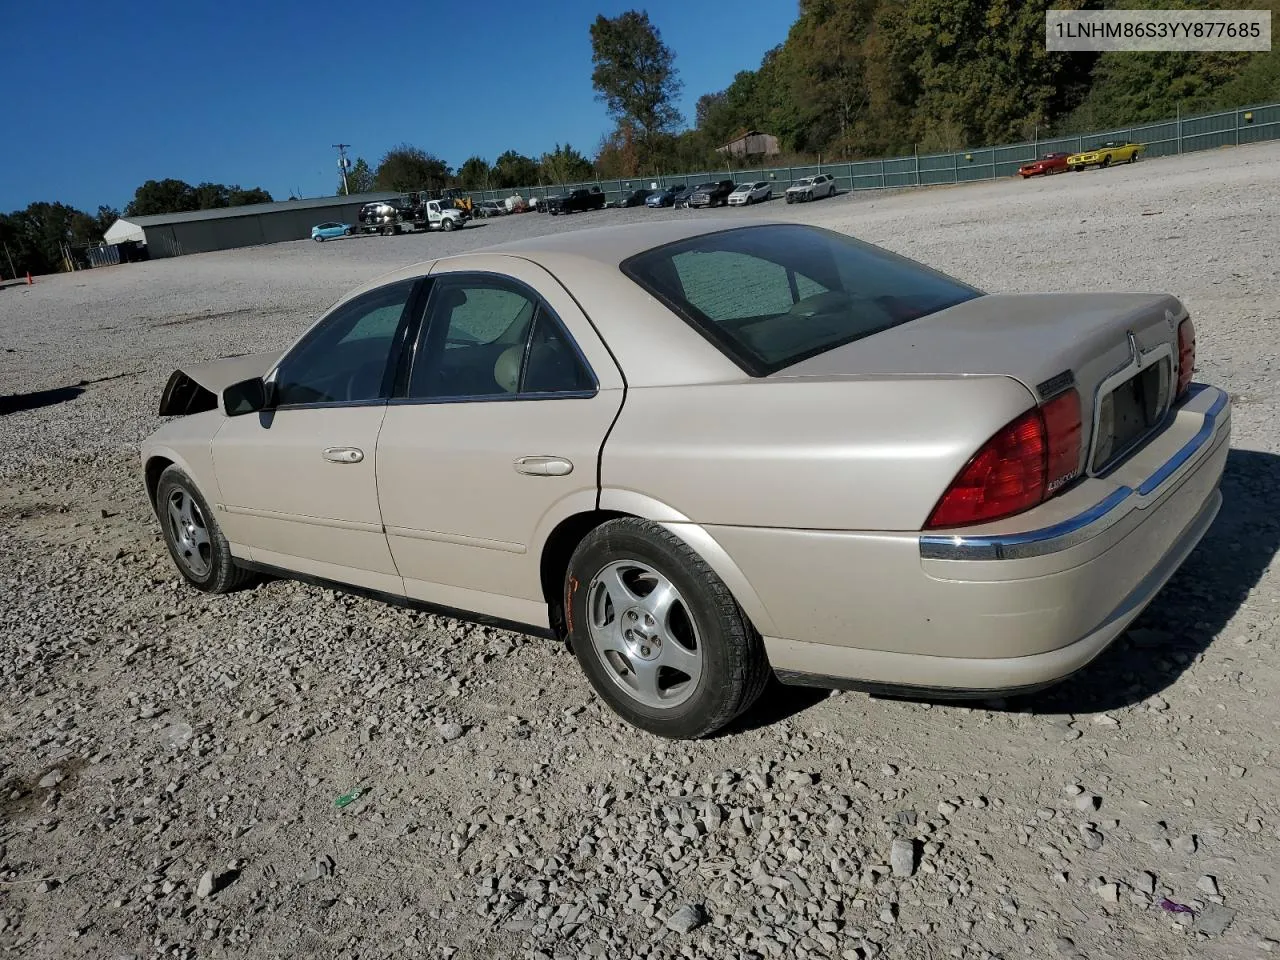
[211,277,423,594]
[374,254,624,630]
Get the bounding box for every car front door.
[375,255,624,630]
[211,277,421,594]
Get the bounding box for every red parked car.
[1018,152,1071,178]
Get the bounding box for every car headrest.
[437,288,469,312]
[494,345,523,393]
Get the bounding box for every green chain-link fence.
[463,101,1279,208]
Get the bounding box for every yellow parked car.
[1067,140,1144,170]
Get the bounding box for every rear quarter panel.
[601,375,1036,531]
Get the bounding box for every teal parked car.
[311,221,352,241]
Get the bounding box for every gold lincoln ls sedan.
[142,220,1229,738]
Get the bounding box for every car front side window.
[272,279,416,407]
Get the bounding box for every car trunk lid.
[775,291,1185,476]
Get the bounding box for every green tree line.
[1,177,274,278]
[686,0,1279,163]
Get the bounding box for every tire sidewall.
[566,521,746,738]
[155,466,234,592]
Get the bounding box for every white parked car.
[727,181,772,206]
[785,174,837,203]
[476,200,507,218]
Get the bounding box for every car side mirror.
[223,376,271,416]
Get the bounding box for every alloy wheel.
[166,488,211,578]
[586,559,702,709]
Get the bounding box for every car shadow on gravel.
[0,385,84,415]
[1007,447,1280,717]
[721,677,830,736]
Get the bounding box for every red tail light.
[1177,317,1196,397]
[925,389,1082,530]
[1042,389,1083,488]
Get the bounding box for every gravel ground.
[2,142,1279,960]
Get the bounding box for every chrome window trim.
[920,386,1227,561]
[385,389,599,408]
[272,399,389,413]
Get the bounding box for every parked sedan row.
[524,175,840,215]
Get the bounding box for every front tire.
[565,518,769,739]
[155,466,253,594]
[443,218,456,231]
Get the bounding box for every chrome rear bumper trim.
[919,386,1228,562]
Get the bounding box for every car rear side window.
[406,275,596,400]
[620,223,982,376]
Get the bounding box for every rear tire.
[565,518,770,739]
[155,466,254,594]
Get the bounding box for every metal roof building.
[716,130,781,159]
[103,192,401,258]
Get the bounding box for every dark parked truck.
[688,180,736,208]
[545,187,607,215]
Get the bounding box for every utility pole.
[332,143,352,195]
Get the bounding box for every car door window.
[273,279,415,407]
[407,276,595,400]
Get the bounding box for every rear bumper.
[772,485,1220,697]
[701,384,1231,695]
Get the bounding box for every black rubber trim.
[234,559,555,640]
[772,668,1061,701]
[388,275,435,398]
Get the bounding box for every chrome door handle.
[323,447,364,464]
[514,456,573,477]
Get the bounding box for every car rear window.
[620,224,983,376]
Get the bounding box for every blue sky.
[0,0,799,213]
